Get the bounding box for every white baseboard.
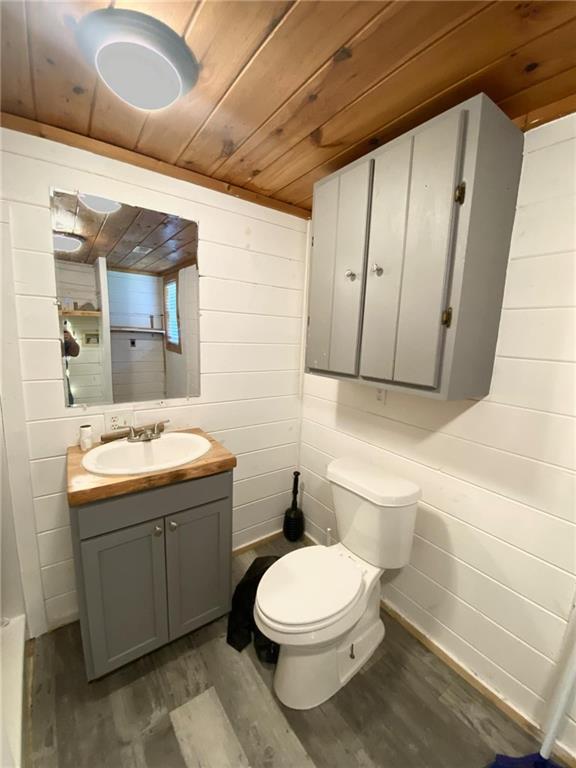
[232,516,284,551]
[303,519,326,544]
[1,614,26,768]
[382,600,575,768]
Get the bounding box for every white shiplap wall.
[111,330,165,402]
[54,261,106,404]
[2,114,574,757]
[299,114,576,754]
[0,127,307,635]
[107,269,163,329]
[54,260,98,308]
[108,270,166,402]
[65,317,105,404]
[166,265,201,399]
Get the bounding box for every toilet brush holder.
[283,471,304,542]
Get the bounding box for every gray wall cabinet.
[70,471,232,680]
[306,94,524,400]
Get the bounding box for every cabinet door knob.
[345,269,357,281]
[370,263,384,276]
[169,521,178,531]
[153,525,163,536]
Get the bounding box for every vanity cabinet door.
[165,498,232,641]
[81,518,169,677]
[306,159,372,376]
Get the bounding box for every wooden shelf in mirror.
[110,326,165,335]
[59,310,101,317]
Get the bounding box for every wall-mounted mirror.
[50,189,200,406]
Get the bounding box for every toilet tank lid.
[327,458,421,506]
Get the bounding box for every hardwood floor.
[25,536,540,768]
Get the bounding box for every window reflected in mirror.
[50,189,200,406]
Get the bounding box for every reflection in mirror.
[50,189,200,406]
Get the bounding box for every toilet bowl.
[254,457,420,710]
[255,543,384,709]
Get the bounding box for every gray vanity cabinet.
[71,471,233,680]
[307,94,524,400]
[81,518,169,677]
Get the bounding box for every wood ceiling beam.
[175,0,385,175]
[255,2,576,201]
[134,1,295,164]
[0,0,35,120]
[0,113,311,219]
[270,21,576,205]
[512,91,576,131]
[215,0,484,188]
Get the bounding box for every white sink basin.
[82,432,212,476]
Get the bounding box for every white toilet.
[254,457,421,710]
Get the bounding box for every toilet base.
[273,590,385,710]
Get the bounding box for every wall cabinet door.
[307,159,372,376]
[393,110,464,388]
[165,498,231,641]
[307,175,338,372]
[81,518,169,677]
[360,111,464,388]
[359,138,412,381]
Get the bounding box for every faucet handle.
[153,419,170,434]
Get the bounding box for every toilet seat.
[256,545,364,634]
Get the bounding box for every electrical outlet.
[376,388,386,403]
[104,411,133,432]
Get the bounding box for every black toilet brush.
[283,471,304,542]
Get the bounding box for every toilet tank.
[326,458,421,569]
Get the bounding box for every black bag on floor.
[227,556,280,664]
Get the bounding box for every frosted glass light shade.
[96,42,182,110]
[53,234,83,253]
[76,8,198,111]
[79,193,121,214]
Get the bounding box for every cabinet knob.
[153,525,163,536]
[169,521,178,531]
[345,269,357,281]
[370,263,384,276]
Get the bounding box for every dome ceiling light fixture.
[76,8,199,111]
[53,233,84,253]
[79,193,122,214]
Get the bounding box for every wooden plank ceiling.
[51,190,198,274]
[3,1,576,216]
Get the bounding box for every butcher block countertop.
[67,428,236,507]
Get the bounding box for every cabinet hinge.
[441,307,453,328]
[311,235,315,246]
[454,182,466,205]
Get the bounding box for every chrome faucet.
[127,420,170,443]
